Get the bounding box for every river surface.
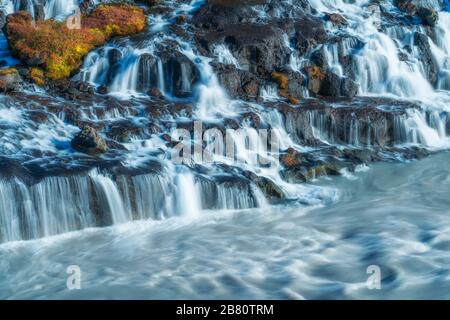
[1,152,450,299]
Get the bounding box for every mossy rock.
[4,4,147,81]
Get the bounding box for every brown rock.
[71,126,108,155]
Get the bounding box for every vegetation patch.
[272,71,300,105]
[4,4,147,80]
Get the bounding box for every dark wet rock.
[240,112,262,128]
[305,65,326,95]
[197,23,290,77]
[417,6,439,27]
[254,176,285,202]
[307,67,359,98]
[342,148,381,164]
[395,0,417,16]
[24,110,49,123]
[0,156,33,184]
[268,97,421,147]
[280,69,304,99]
[340,77,359,97]
[107,120,147,143]
[97,85,109,94]
[319,72,342,97]
[414,32,438,85]
[214,64,242,97]
[169,103,193,117]
[176,15,188,24]
[294,15,328,56]
[192,0,268,29]
[239,170,285,202]
[394,1,439,27]
[324,13,348,27]
[104,47,123,81]
[71,126,108,155]
[0,10,6,30]
[136,53,158,91]
[46,79,95,100]
[148,87,164,98]
[242,79,260,97]
[169,24,190,40]
[280,147,302,168]
[280,146,344,183]
[310,48,328,70]
[79,0,96,15]
[213,63,263,99]
[111,159,164,177]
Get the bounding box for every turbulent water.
[2,0,450,299]
[1,151,450,299]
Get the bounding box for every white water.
[44,0,78,20]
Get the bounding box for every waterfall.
[175,171,202,218]
[0,168,266,243]
[214,44,241,69]
[4,0,450,247]
[44,0,78,20]
[109,52,141,95]
[91,172,131,224]
[394,109,450,148]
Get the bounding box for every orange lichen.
[307,65,326,80]
[272,71,300,105]
[0,67,17,76]
[271,71,289,90]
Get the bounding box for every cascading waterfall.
[3,0,450,245]
[0,169,266,243]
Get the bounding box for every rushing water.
[1,151,450,299]
[2,0,450,299]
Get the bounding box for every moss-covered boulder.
[4,3,146,81]
[71,125,108,155]
[0,67,22,92]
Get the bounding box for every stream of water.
[1,152,450,299]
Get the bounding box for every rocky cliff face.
[0,0,449,243]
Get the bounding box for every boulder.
[192,0,267,29]
[309,71,359,97]
[395,0,416,15]
[417,6,438,27]
[0,68,23,92]
[197,23,290,76]
[325,13,348,27]
[280,147,302,168]
[71,126,108,155]
[214,63,262,99]
[414,32,438,85]
[294,15,328,56]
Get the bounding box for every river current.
[1,151,450,299]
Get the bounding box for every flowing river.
[1,151,450,299]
